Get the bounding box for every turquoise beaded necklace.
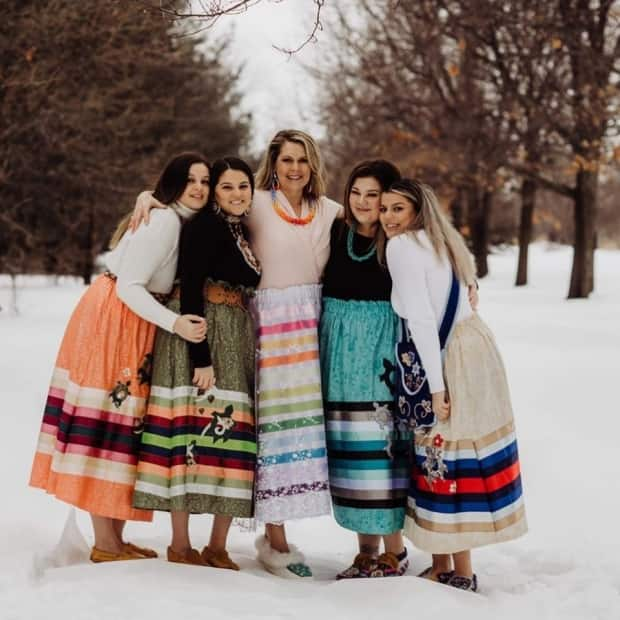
[346,226,376,262]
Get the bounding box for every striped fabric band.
[253,285,331,523]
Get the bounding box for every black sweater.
[178,208,260,367]
[322,221,392,301]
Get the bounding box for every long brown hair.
[342,160,401,227]
[383,178,477,285]
[109,151,209,249]
[255,129,326,200]
[340,160,401,263]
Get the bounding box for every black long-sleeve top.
[322,221,392,301]
[178,208,260,367]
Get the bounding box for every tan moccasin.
[166,546,207,566]
[201,546,240,571]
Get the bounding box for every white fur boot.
[254,535,312,578]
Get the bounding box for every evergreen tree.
[0,0,250,281]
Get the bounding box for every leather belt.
[172,282,248,310]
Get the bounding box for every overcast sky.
[206,0,344,155]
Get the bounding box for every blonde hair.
[385,179,477,285]
[109,213,133,250]
[255,129,327,200]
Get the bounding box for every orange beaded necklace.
[271,189,316,226]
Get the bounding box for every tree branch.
[511,163,575,198]
[273,0,325,55]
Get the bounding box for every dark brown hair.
[209,157,254,210]
[342,159,401,227]
[109,151,209,249]
[339,159,401,264]
[152,151,210,204]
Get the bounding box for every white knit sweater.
[104,203,196,332]
[386,231,472,392]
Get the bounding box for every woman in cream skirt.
[380,178,527,592]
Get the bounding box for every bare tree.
[146,0,326,53]
[456,0,619,295]
[551,1,619,297]
[319,0,619,296]
[320,1,515,276]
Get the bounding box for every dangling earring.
[243,207,251,217]
[213,203,222,215]
[272,172,280,192]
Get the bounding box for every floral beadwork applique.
[403,365,424,393]
[421,433,449,489]
[183,402,237,467]
[396,344,426,395]
[396,396,433,434]
[109,380,131,408]
[204,404,235,443]
[369,402,395,458]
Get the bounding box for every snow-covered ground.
[1,244,619,620]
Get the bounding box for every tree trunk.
[81,260,93,285]
[468,187,491,278]
[450,187,466,232]
[10,274,19,315]
[515,178,536,286]
[568,167,597,298]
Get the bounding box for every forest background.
[1,0,619,300]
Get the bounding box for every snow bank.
[1,244,618,619]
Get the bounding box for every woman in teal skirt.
[320,160,410,579]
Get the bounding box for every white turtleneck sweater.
[104,203,196,332]
[386,231,472,393]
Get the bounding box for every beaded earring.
[272,172,280,192]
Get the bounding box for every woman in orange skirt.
[30,152,209,563]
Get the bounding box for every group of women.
[30,129,527,592]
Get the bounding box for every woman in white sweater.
[30,152,209,563]
[380,179,527,592]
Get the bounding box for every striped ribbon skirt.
[29,274,155,521]
[405,313,527,553]
[253,284,331,523]
[320,298,408,535]
[133,292,256,516]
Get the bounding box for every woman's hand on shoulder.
[193,366,215,391]
[129,191,167,232]
[173,314,206,343]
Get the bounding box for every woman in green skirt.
[133,157,261,570]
